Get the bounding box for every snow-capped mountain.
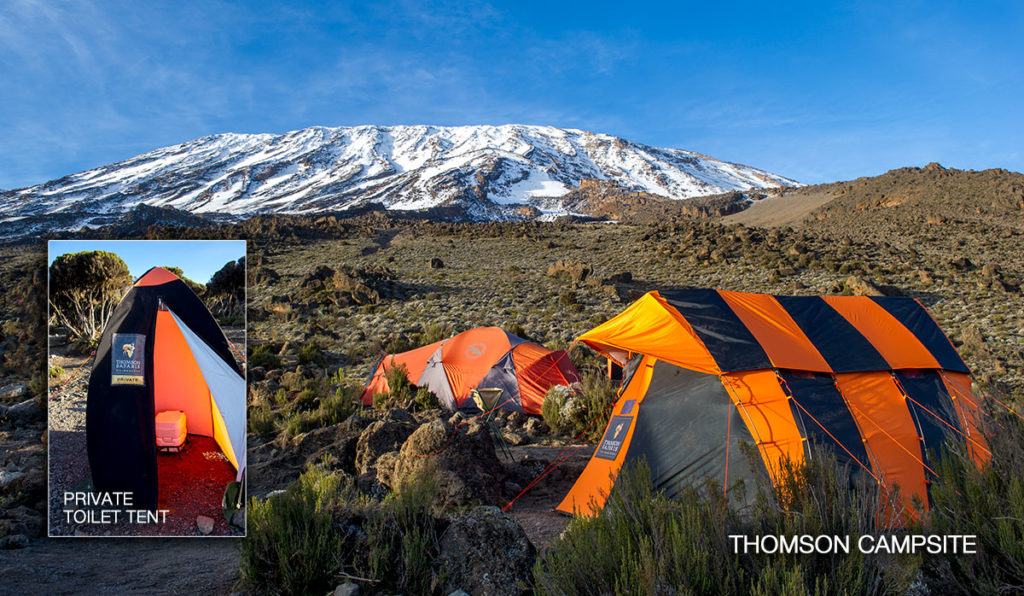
[1,124,798,228]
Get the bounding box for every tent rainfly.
[86,267,245,510]
[559,289,989,521]
[361,326,580,415]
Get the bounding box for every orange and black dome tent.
[360,326,580,415]
[87,267,245,510]
[558,289,989,519]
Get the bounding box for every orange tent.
[559,289,989,522]
[361,327,580,415]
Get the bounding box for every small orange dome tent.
[558,289,989,521]
[360,327,579,415]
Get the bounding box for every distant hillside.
[721,163,1024,230]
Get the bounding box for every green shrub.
[239,467,352,596]
[414,386,441,410]
[250,344,281,369]
[376,361,416,408]
[239,466,443,595]
[249,403,277,439]
[298,343,325,366]
[921,406,1024,592]
[540,386,565,433]
[558,290,584,312]
[361,472,442,594]
[542,370,617,442]
[372,390,393,411]
[49,250,131,343]
[535,454,916,595]
[48,365,65,378]
[281,384,360,439]
[418,322,453,345]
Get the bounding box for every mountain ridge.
[0,124,797,230]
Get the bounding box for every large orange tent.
[361,326,580,415]
[558,289,989,520]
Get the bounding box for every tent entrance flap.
[621,361,763,499]
[169,310,246,480]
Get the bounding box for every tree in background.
[162,265,206,296]
[49,251,131,345]
[206,257,245,324]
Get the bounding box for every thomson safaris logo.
[111,333,145,386]
[612,421,625,440]
[595,415,633,460]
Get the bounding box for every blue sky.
[48,240,245,284]
[2,1,1021,189]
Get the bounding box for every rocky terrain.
[0,163,1022,592]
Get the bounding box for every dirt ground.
[504,443,595,549]
[0,538,241,595]
[720,188,838,227]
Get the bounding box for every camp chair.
[470,388,516,462]
[471,387,504,412]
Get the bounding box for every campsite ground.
[0,538,240,594]
[1,444,588,596]
[505,444,594,548]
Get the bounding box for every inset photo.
[46,240,246,537]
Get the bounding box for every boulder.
[356,471,390,501]
[436,506,536,596]
[372,451,400,488]
[0,383,28,401]
[356,419,416,474]
[389,419,505,507]
[196,515,214,535]
[0,470,25,491]
[5,399,43,424]
[523,417,549,438]
[501,429,528,446]
[429,258,445,269]
[382,408,417,425]
[0,534,29,549]
[333,583,361,596]
[844,275,901,297]
[249,414,372,493]
[545,260,592,283]
[0,506,43,538]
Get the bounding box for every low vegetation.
[535,399,1024,595]
[240,465,444,596]
[541,369,618,442]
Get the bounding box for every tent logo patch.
[111,334,145,386]
[595,415,632,460]
[466,343,487,359]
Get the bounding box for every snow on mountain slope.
[0,124,798,223]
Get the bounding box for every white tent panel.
[170,310,246,481]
